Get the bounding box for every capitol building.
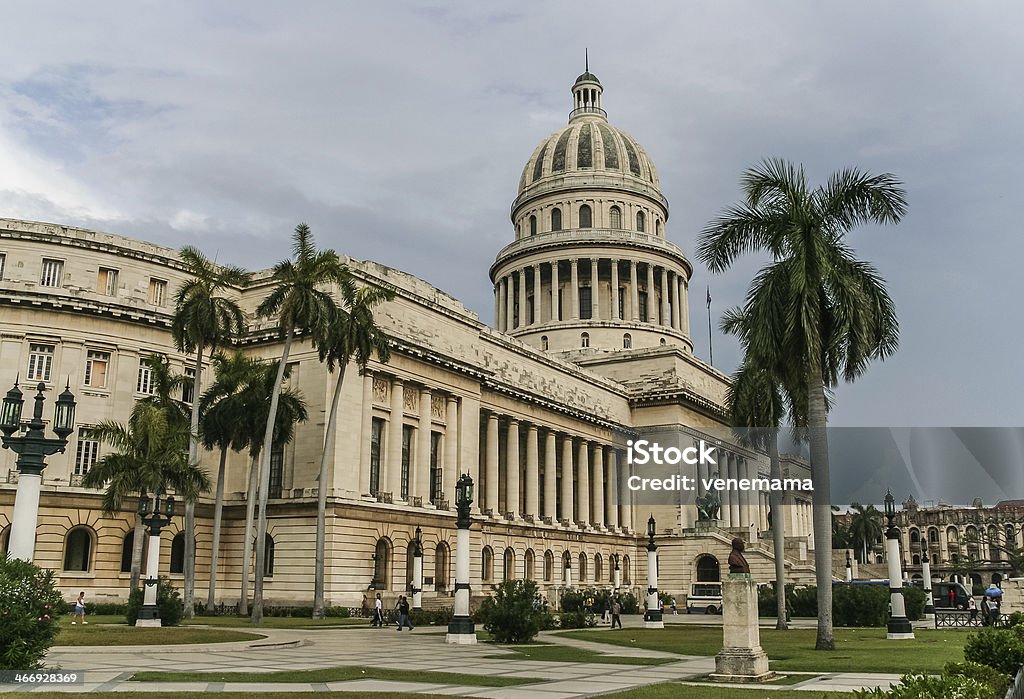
[0,71,818,607]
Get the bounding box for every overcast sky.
[2,2,1021,432]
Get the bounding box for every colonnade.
[493,256,688,334]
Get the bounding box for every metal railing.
[934,610,1010,628]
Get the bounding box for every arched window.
[594,553,603,582]
[170,532,186,574]
[503,547,515,581]
[544,550,554,582]
[609,206,621,229]
[988,525,1001,561]
[912,554,920,565]
[656,218,663,236]
[562,551,572,578]
[910,528,920,544]
[928,527,939,544]
[524,549,535,581]
[264,534,275,577]
[434,541,450,592]
[579,205,592,228]
[551,208,562,231]
[482,546,494,582]
[581,333,590,348]
[696,554,720,582]
[63,527,93,572]
[1007,525,1017,549]
[578,552,588,582]
[1,526,9,557]
[623,555,631,585]
[966,526,979,560]
[932,554,939,565]
[636,211,646,232]
[623,333,632,349]
[529,215,537,236]
[373,537,392,590]
[541,336,549,351]
[120,530,134,573]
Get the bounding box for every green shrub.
[832,585,889,627]
[618,592,640,614]
[944,661,1011,697]
[476,580,547,643]
[788,585,818,617]
[126,577,184,627]
[89,602,128,616]
[852,672,994,698]
[409,608,452,626]
[964,627,1024,677]
[558,610,597,629]
[902,586,926,622]
[1006,611,1024,628]
[559,589,584,612]
[0,556,64,670]
[324,606,350,618]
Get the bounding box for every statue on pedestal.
[729,537,750,574]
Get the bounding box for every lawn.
[76,613,368,629]
[561,626,969,673]
[31,694,450,699]
[55,624,263,646]
[602,684,848,699]
[485,643,672,665]
[131,665,540,687]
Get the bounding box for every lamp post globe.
[0,379,76,562]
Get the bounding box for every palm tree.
[171,246,250,618]
[847,502,884,564]
[312,283,394,618]
[199,351,258,609]
[697,158,907,650]
[82,402,211,595]
[251,223,346,623]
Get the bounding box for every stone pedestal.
[710,573,773,682]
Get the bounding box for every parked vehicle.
[686,582,722,614]
[932,581,972,610]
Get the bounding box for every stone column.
[610,258,620,321]
[561,436,575,525]
[671,272,681,329]
[506,419,521,518]
[494,282,501,330]
[517,270,527,329]
[544,431,557,522]
[729,455,741,526]
[359,371,373,496]
[386,377,404,498]
[886,523,914,639]
[606,449,619,530]
[460,398,481,513]
[719,453,731,528]
[630,259,640,321]
[505,275,515,331]
[681,279,690,336]
[738,457,751,529]
[577,440,590,526]
[646,263,655,323]
[7,473,43,562]
[590,257,599,319]
[592,445,604,528]
[570,259,580,320]
[619,450,633,532]
[415,388,432,504]
[530,265,540,326]
[136,529,164,626]
[660,266,669,326]
[485,412,499,516]
[443,397,459,507]
[525,424,539,519]
[550,260,560,322]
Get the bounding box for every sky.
[1,2,1022,434]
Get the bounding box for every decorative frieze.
[404,386,419,412]
[372,377,389,404]
[431,394,446,419]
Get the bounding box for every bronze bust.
[728,537,750,574]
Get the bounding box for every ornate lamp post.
[612,553,621,593]
[563,552,573,589]
[921,537,935,621]
[136,489,176,627]
[643,514,664,628]
[884,490,914,639]
[412,525,423,611]
[845,551,853,582]
[1,380,76,562]
[446,473,476,644]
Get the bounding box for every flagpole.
[706,286,714,366]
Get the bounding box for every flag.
[706,286,712,309]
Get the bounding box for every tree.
[312,283,393,618]
[847,502,883,564]
[251,223,345,623]
[697,158,907,649]
[171,246,250,618]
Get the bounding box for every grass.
[485,643,672,665]
[55,623,263,646]
[75,613,369,629]
[602,684,848,698]
[32,694,451,699]
[131,665,540,687]
[561,626,969,673]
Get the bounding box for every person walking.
[671,597,678,615]
[968,596,978,623]
[396,595,414,631]
[610,597,622,629]
[372,593,384,627]
[72,592,87,625]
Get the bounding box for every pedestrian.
[671,597,678,615]
[980,596,991,626]
[611,598,622,629]
[396,595,414,631]
[72,591,87,625]
[990,596,1002,627]
[968,596,978,623]
[372,593,384,627]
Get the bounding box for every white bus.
[687,582,723,614]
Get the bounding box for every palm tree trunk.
[183,343,205,619]
[207,446,228,609]
[240,452,259,615]
[314,365,346,619]
[130,516,145,592]
[808,361,835,650]
[253,331,293,624]
[769,431,787,630]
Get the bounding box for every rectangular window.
[84,350,110,388]
[269,447,283,498]
[97,267,118,296]
[182,367,196,405]
[137,363,154,394]
[638,291,648,322]
[0,252,6,280]
[618,288,625,320]
[558,288,564,321]
[527,295,535,324]
[369,418,384,495]
[75,431,100,476]
[429,431,443,503]
[579,287,592,319]
[40,258,64,287]
[148,278,167,306]
[27,344,55,382]
[401,425,413,500]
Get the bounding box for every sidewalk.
[0,625,902,696]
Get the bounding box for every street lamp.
[411,525,423,610]
[920,537,935,621]
[612,553,621,593]
[644,514,664,628]
[884,490,914,639]
[1,380,76,561]
[136,488,176,627]
[845,551,853,582]
[446,473,476,644]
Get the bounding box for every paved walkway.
[0,624,902,696]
